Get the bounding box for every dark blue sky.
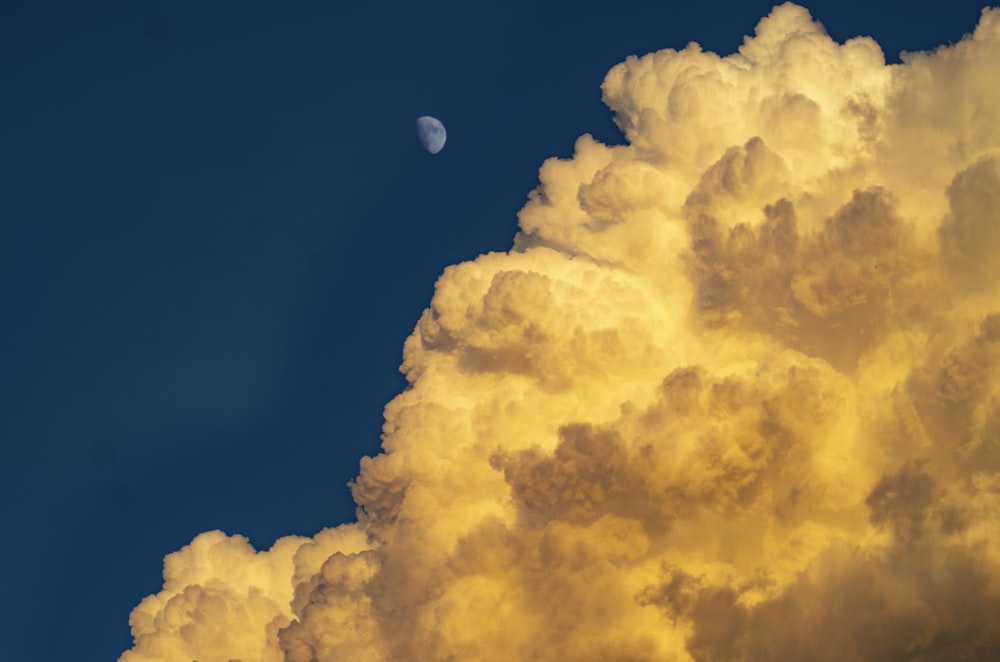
[1,1,992,658]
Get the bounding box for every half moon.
[416,116,447,154]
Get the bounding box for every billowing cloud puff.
[121,4,1000,660]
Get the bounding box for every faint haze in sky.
[117,3,1000,660]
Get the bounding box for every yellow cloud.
[121,4,1000,660]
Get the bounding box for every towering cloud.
[121,4,1000,660]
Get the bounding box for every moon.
[416,116,447,154]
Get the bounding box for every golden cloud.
[121,4,1000,660]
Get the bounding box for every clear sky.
[2,1,996,659]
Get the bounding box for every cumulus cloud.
[121,3,1000,660]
